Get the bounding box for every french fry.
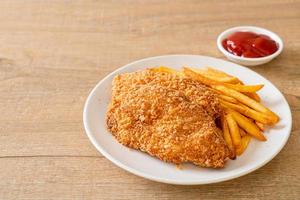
[244,92,261,102]
[225,114,241,147]
[239,128,247,137]
[151,66,183,76]
[183,67,219,86]
[208,87,223,95]
[221,116,236,159]
[219,99,272,124]
[218,94,239,104]
[236,135,251,156]
[206,67,240,83]
[212,85,279,123]
[191,67,239,83]
[255,121,265,131]
[223,83,263,93]
[183,67,264,93]
[230,110,266,141]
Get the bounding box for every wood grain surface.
[0,0,299,199]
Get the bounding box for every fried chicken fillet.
[106,69,230,168]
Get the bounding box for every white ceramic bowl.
[217,26,283,66]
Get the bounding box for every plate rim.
[83,54,292,185]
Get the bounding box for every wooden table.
[0,1,299,199]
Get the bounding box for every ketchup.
[222,31,278,58]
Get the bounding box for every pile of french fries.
[151,66,279,158]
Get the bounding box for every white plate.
[83,55,292,185]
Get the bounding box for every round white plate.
[83,55,292,185]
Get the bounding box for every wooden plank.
[0,155,299,200]
[0,0,299,199]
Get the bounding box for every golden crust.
[106,70,230,168]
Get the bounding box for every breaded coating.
[106,70,230,168]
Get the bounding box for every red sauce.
[222,31,278,58]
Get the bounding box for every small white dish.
[83,55,292,185]
[217,26,283,66]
